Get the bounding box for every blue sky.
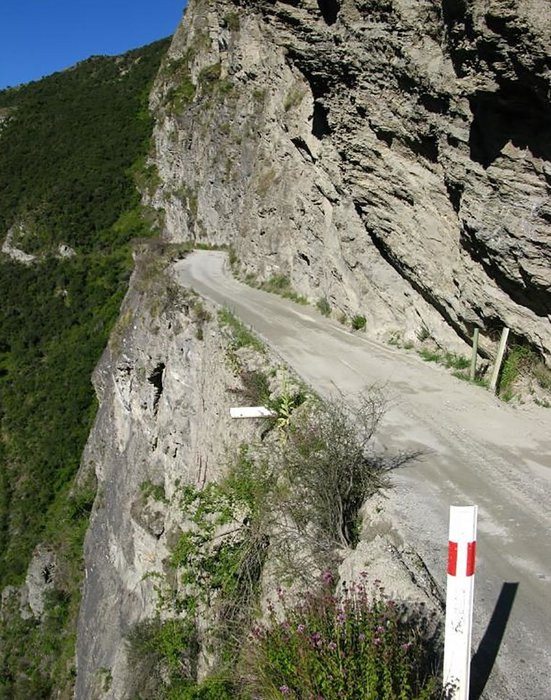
[0,1,187,90]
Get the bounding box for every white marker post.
[229,407,276,419]
[443,505,478,700]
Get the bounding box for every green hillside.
[0,38,168,697]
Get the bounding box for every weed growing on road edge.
[234,268,308,306]
[419,348,470,372]
[316,297,331,317]
[387,331,414,350]
[218,307,265,353]
[351,314,367,331]
[256,274,308,305]
[452,370,489,388]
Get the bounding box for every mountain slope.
[0,38,169,697]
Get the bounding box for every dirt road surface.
[175,251,551,699]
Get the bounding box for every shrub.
[416,325,432,342]
[224,12,240,32]
[140,480,167,503]
[351,314,367,331]
[198,63,222,92]
[126,617,199,696]
[243,574,441,699]
[271,392,415,551]
[166,76,196,112]
[317,297,331,317]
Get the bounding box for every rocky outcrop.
[1,223,77,263]
[148,0,550,362]
[1,224,37,264]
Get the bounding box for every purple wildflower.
[309,632,323,649]
[373,637,381,646]
[280,685,290,695]
[328,641,337,651]
[250,626,263,641]
[321,570,334,585]
[401,642,411,652]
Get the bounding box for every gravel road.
[175,251,550,699]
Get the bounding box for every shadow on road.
[470,582,519,699]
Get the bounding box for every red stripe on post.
[447,541,458,576]
[466,541,476,576]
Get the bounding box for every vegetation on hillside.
[0,38,168,696]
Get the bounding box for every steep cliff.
[74,247,258,697]
[148,0,551,363]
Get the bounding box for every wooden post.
[469,328,479,381]
[489,327,510,394]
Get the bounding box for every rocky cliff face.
[74,249,258,698]
[148,0,550,362]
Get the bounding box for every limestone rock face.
[149,0,550,361]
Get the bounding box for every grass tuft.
[316,297,331,317]
[218,308,264,352]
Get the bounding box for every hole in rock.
[42,565,53,584]
[445,179,463,213]
[148,363,165,415]
[312,101,331,139]
[442,0,468,24]
[317,0,340,25]
[291,136,315,162]
[405,134,439,163]
[469,82,551,168]
[298,252,311,266]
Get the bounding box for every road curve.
[174,251,550,699]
